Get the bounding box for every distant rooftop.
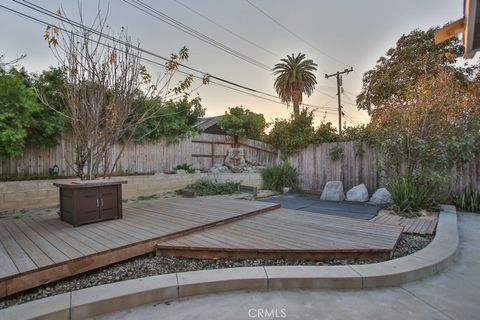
[195,116,225,135]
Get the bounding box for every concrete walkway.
[99,213,479,320]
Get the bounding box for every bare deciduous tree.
[0,52,26,70]
[43,8,206,180]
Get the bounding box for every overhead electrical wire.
[122,0,272,71]
[171,0,352,109]
[244,0,351,68]
[173,0,282,59]
[121,0,341,109]
[2,1,338,113]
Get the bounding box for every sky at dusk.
[0,0,464,128]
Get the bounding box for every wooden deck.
[0,198,278,298]
[156,208,404,261]
[0,197,405,298]
[370,213,438,235]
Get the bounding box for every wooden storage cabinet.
[54,181,127,227]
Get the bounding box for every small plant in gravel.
[174,163,195,174]
[261,162,301,192]
[187,180,240,196]
[454,189,480,213]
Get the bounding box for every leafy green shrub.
[174,163,195,174]
[389,174,442,216]
[266,110,341,158]
[187,180,240,196]
[48,165,59,179]
[329,145,344,161]
[0,70,41,156]
[454,189,480,213]
[261,163,301,192]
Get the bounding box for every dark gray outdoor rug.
[259,194,383,220]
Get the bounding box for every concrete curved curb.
[0,205,459,320]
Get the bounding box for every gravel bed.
[0,233,432,310]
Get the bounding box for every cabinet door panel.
[77,188,100,223]
[99,186,118,219]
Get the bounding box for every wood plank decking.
[0,198,278,298]
[156,208,404,261]
[0,197,405,298]
[370,213,438,235]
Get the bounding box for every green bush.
[261,163,301,192]
[187,180,240,196]
[454,189,480,213]
[174,163,195,174]
[389,175,441,216]
[329,145,344,161]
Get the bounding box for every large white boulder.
[320,181,345,201]
[369,187,392,204]
[346,184,369,202]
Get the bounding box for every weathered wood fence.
[288,141,480,194]
[1,136,478,195]
[287,141,382,193]
[0,133,277,178]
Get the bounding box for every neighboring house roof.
[195,116,226,135]
[195,116,223,130]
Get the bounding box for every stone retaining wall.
[0,173,263,211]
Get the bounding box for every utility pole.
[325,67,353,135]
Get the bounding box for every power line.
[122,0,271,71]
[173,0,281,59]
[2,1,338,113]
[244,0,351,68]
[172,0,338,111]
[11,1,277,99]
[126,0,348,108]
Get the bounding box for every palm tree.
[273,53,317,117]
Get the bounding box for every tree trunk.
[292,91,301,117]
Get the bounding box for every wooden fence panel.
[289,142,479,194]
[0,133,276,178]
[1,136,478,195]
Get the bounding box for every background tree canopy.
[0,66,68,157]
[219,106,266,144]
[0,63,206,157]
[265,109,342,157]
[0,70,40,156]
[356,27,480,201]
[356,28,464,114]
[130,95,205,143]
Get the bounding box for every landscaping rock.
[346,184,369,202]
[209,165,231,173]
[370,187,392,204]
[175,169,187,174]
[224,148,246,173]
[320,181,345,201]
[282,187,291,194]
